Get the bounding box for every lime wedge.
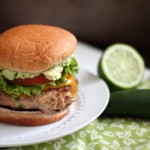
[98,43,145,91]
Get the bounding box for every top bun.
[0,25,77,73]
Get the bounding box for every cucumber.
[102,89,150,118]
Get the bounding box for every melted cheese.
[44,74,78,98]
[66,74,78,98]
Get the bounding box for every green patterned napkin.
[4,118,150,150]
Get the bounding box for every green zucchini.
[102,89,150,118]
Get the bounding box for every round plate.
[0,69,109,147]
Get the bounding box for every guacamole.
[0,55,74,80]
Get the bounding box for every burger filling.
[0,55,78,99]
[0,86,74,113]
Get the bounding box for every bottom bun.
[0,106,70,126]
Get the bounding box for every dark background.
[0,0,150,66]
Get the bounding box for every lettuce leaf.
[0,58,78,98]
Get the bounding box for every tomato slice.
[7,74,51,85]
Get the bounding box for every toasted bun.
[0,106,69,126]
[0,25,77,73]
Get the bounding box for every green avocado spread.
[0,55,73,81]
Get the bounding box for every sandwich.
[0,25,78,126]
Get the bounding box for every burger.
[0,25,78,126]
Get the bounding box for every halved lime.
[98,43,145,91]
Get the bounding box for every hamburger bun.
[0,106,69,126]
[0,25,77,73]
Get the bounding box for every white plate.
[0,68,110,147]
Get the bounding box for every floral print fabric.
[5,117,150,150]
